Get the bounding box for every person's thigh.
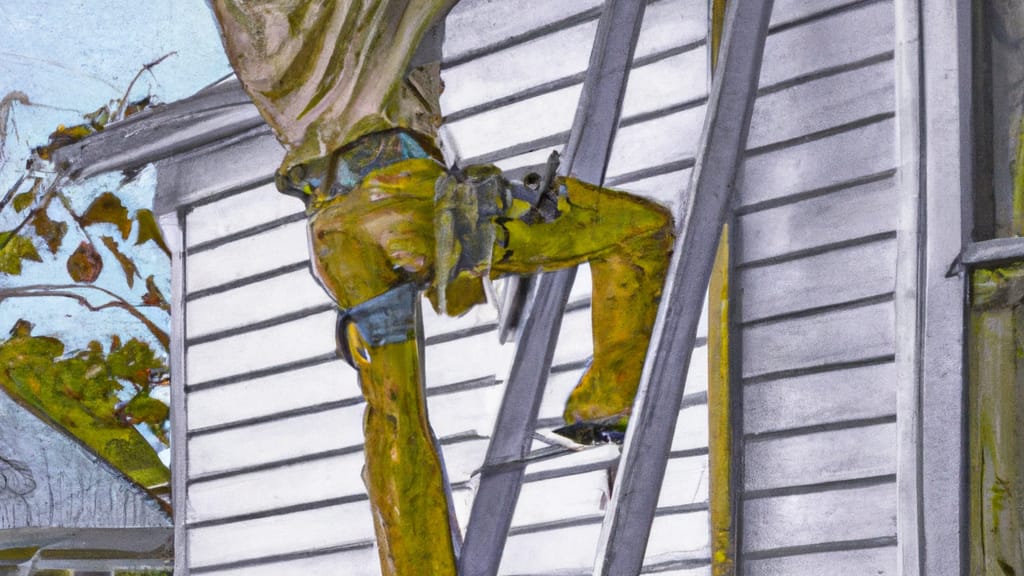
[492,177,673,275]
[308,158,443,309]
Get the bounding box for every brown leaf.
[81,192,131,239]
[31,210,68,254]
[100,236,138,288]
[134,209,170,256]
[66,241,102,283]
[122,96,152,119]
[142,275,170,312]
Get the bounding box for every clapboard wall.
[732,0,899,574]
[152,0,719,574]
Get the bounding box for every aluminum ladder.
[458,0,774,573]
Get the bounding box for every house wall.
[157,1,717,574]
[731,1,900,573]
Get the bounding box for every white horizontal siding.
[744,423,897,492]
[732,1,900,573]
[769,0,867,28]
[185,219,308,294]
[188,501,374,569]
[443,0,604,63]
[743,362,896,436]
[187,359,358,431]
[186,311,336,385]
[424,326,514,387]
[741,482,897,553]
[186,452,365,524]
[186,268,332,340]
[758,0,893,90]
[741,301,895,379]
[188,405,363,478]
[441,18,600,114]
[736,175,896,264]
[746,57,894,150]
[193,547,380,576]
[606,104,706,182]
[186,180,302,248]
[738,118,896,210]
[738,238,897,323]
[743,546,896,576]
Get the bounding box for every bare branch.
[113,52,177,122]
[53,188,94,245]
[0,91,30,167]
[0,173,27,213]
[0,284,169,351]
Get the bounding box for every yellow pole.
[707,1,736,575]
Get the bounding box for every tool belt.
[275,128,444,203]
[278,129,517,366]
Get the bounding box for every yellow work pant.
[309,158,673,575]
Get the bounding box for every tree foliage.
[0,92,172,490]
[0,321,169,487]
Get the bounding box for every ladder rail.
[458,1,648,574]
[593,1,774,574]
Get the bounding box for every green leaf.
[0,232,42,275]
[11,179,43,213]
[134,209,170,256]
[100,236,138,289]
[81,192,131,240]
[107,338,166,389]
[123,395,169,426]
[0,323,170,488]
[34,123,95,161]
[13,193,33,213]
[66,241,102,283]
[141,275,170,312]
[31,210,68,254]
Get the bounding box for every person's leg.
[308,158,457,575]
[491,177,674,428]
[346,315,457,576]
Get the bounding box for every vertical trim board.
[919,1,971,573]
[158,209,189,575]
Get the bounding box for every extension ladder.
[458,0,775,574]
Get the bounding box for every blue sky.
[0,2,233,461]
[0,1,231,350]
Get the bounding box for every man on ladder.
[209,2,673,574]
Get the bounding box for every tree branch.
[0,284,169,351]
[113,52,177,121]
[0,173,27,213]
